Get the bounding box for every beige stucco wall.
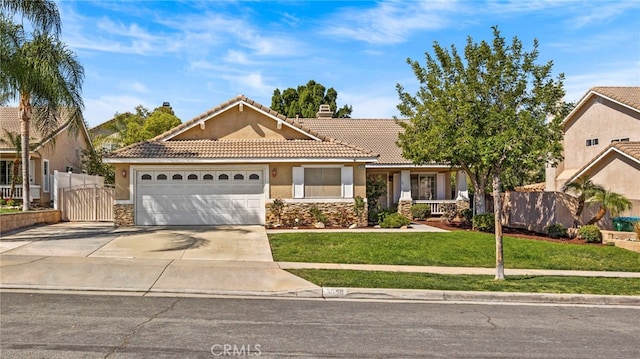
[172,106,309,140]
[114,163,130,200]
[563,97,640,172]
[270,162,365,199]
[586,152,640,200]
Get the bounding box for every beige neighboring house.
[545,86,640,202]
[0,107,93,205]
[104,95,467,226]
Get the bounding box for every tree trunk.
[19,95,31,211]
[468,173,487,215]
[10,158,19,199]
[493,173,505,280]
[586,206,607,225]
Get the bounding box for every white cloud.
[224,50,253,66]
[341,91,401,119]
[129,82,147,93]
[221,72,274,97]
[564,63,640,103]
[323,0,458,44]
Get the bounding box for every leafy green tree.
[1,17,84,211]
[396,26,566,280]
[81,148,114,185]
[100,105,181,147]
[586,190,632,225]
[271,80,352,118]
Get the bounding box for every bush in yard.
[545,223,567,239]
[459,208,473,225]
[7,199,18,207]
[411,204,431,220]
[0,198,6,206]
[473,213,495,233]
[376,207,396,224]
[578,225,602,243]
[380,212,411,228]
[309,204,328,224]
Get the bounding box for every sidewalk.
[277,262,640,278]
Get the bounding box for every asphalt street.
[1,292,639,358]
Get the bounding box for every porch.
[0,185,41,201]
[414,200,458,215]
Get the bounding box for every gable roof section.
[563,141,640,188]
[563,86,640,127]
[151,95,324,142]
[0,107,92,152]
[105,95,378,163]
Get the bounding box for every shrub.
[353,196,366,224]
[7,199,18,207]
[442,203,457,222]
[376,207,397,224]
[380,213,411,228]
[545,223,567,239]
[578,225,602,243]
[459,208,473,225]
[411,204,431,220]
[309,204,328,224]
[473,213,495,233]
[0,198,6,206]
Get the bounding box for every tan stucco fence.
[501,191,640,233]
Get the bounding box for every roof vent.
[316,104,333,118]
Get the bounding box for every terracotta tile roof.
[298,118,413,165]
[563,141,640,187]
[0,107,68,150]
[590,87,640,111]
[612,140,640,161]
[107,139,377,160]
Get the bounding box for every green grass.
[0,208,20,214]
[288,269,640,295]
[269,232,640,272]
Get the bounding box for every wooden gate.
[60,185,114,221]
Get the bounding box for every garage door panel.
[136,169,265,225]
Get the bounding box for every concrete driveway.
[1,222,321,296]
[0,222,273,261]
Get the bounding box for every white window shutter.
[293,167,304,198]
[341,166,353,198]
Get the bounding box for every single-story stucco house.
[104,95,468,226]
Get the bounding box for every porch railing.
[0,185,41,200]
[414,200,457,214]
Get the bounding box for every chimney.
[316,104,333,118]
[162,102,171,108]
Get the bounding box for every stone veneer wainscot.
[114,204,134,226]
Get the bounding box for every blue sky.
[54,0,640,127]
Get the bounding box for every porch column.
[456,171,469,200]
[398,170,412,219]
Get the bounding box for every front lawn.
[269,232,640,272]
[289,269,640,295]
[0,208,20,214]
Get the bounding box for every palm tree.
[564,176,605,225]
[586,190,632,225]
[0,0,61,34]
[2,25,84,210]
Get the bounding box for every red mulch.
[420,219,599,246]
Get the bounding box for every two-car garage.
[134,166,266,226]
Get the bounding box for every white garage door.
[135,169,265,225]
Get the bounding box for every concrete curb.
[2,285,638,306]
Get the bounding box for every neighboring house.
[0,107,93,205]
[104,96,467,226]
[545,86,640,202]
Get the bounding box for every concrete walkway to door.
[0,222,321,296]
